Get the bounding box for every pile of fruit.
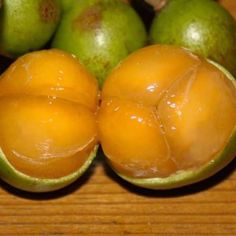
[0,0,235,192]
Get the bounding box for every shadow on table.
[101,151,236,198]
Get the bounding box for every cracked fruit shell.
[98,44,236,189]
[0,49,99,192]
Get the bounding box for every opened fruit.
[0,49,99,192]
[98,45,236,189]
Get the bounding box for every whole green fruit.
[149,0,236,77]
[52,0,147,86]
[0,0,61,58]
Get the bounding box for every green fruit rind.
[0,145,98,192]
[59,0,77,12]
[149,0,236,77]
[0,0,61,58]
[114,61,236,190]
[52,0,147,87]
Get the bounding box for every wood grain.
[0,154,235,235]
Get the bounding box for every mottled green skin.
[52,0,147,87]
[0,0,61,58]
[114,61,236,190]
[150,0,236,77]
[59,0,77,12]
[0,145,98,192]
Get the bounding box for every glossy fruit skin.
[52,0,147,87]
[0,0,61,58]
[149,0,236,77]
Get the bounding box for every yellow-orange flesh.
[98,45,236,178]
[0,49,99,178]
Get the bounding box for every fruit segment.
[0,95,97,178]
[158,61,236,171]
[103,45,201,106]
[98,98,176,178]
[0,49,98,111]
[0,49,99,180]
[98,45,236,179]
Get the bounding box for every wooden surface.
[0,154,235,236]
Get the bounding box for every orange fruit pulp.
[98,45,236,178]
[0,49,99,178]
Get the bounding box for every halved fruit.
[0,49,99,192]
[98,45,236,189]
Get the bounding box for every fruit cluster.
[0,0,235,193]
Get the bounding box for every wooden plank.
[0,159,235,235]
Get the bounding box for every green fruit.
[149,0,236,77]
[59,0,77,12]
[52,0,147,87]
[0,0,61,58]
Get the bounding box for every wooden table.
[0,154,235,235]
